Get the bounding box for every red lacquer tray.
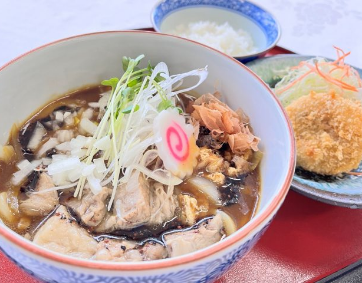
[1,46,362,283]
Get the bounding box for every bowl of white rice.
[151,0,281,63]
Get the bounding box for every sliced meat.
[164,215,224,258]
[141,241,168,261]
[64,187,111,227]
[94,239,167,262]
[149,182,177,225]
[19,173,59,217]
[122,249,143,261]
[93,238,137,262]
[95,172,177,233]
[33,205,97,259]
[95,171,151,232]
[117,171,151,225]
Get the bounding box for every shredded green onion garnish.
[73,55,208,210]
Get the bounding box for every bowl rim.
[150,0,282,60]
[0,30,295,271]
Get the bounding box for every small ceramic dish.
[151,0,281,63]
[247,54,362,209]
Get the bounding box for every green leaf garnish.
[122,104,140,114]
[122,57,130,72]
[128,79,138,87]
[101,78,119,89]
[157,99,173,112]
[121,87,132,98]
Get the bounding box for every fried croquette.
[286,91,362,175]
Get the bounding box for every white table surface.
[1,0,361,68]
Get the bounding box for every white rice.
[169,21,257,57]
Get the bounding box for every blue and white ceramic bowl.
[151,0,281,63]
[0,31,294,282]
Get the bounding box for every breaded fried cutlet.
[286,91,362,175]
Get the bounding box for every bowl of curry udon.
[0,31,295,282]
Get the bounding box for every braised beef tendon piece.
[64,187,111,227]
[164,215,224,257]
[94,238,138,261]
[19,173,59,217]
[33,205,98,259]
[33,205,167,262]
[95,172,178,233]
[149,182,178,225]
[95,172,152,232]
[94,239,167,262]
